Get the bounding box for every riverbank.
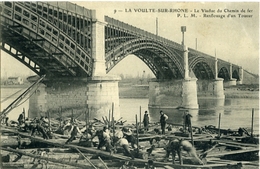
[1,83,258,99]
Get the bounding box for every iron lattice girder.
[1,20,77,76]
[1,1,93,77]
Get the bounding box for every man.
[17,112,24,126]
[31,121,49,139]
[114,135,135,159]
[65,123,82,144]
[79,124,96,147]
[143,111,149,131]
[165,139,204,165]
[122,127,138,148]
[97,126,114,153]
[159,110,168,134]
[183,110,192,132]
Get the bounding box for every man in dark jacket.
[143,111,149,131]
[159,110,168,134]
[18,112,24,126]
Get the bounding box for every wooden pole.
[98,156,109,169]
[179,146,183,165]
[218,113,221,138]
[112,103,115,139]
[59,107,62,127]
[85,110,87,126]
[139,106,142,128]
[190,118,194,146]
[71,109,74,122]
[23,108,25,121]
[108,110,111,126]
[135,114,139,153]
[48,110,51,132]
[88,108,90,125]
[251,108,254,137]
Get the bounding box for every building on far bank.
[6,77,24,85]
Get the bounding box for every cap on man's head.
[103,126,108,130]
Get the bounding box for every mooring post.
[251,108,254,137]
[218,113,221,138]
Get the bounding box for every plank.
[207,147,259,157]
[0,147,89,168]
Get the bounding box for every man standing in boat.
[183,110,192,133]
[143,111,149,132]
[159,110,168,135]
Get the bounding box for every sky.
[1,1,259,78]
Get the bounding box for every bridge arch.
[189,56,215,80]
[105,38,185,79]
[232,69,240,81]
[218,67,230,81]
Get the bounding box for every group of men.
[16,111,54,140]
[142,110,206,165]
[64,122,137,159]
[15,109,204,165]
[142,110,192,135]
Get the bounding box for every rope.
[1,88,24,103]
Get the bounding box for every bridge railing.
[105,16,183,50]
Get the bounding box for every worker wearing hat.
[65,122,82,144]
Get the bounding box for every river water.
[1,87,259,133]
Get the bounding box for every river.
[1,87,259,133]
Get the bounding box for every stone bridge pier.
[28,76,120,120]
[148,78,199,109]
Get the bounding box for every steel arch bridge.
[0,2,242,81]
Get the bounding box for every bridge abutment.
[28,76,120,120]
[148,78,198,109]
